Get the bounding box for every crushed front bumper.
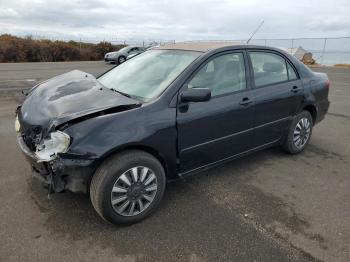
[17,135,96,193]
[17,134,56,190]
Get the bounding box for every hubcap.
[110,166,157,217]
[119,57,125,63]
[293,117,311,149]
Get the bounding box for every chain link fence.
[4,33,350,65]
[110,39,176,47]
[17,33,176,48]
[187,37,350,66]
[247,37,350,65]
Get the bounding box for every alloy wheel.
[293,117,311,149]
[110,166,157,217]
[119,57,126,63]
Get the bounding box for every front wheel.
[90,150,166,225]
[282,111,313,154]
[117,56,126,65]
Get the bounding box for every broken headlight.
[35,131,70,162]
[15,115,20,132]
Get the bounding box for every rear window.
[287,62,298,80]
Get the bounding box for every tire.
[117,56,126,65]
[282,110,313,154]
[90,150,166,225]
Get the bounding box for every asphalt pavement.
[0,61,113,95]
[0,61,349,262]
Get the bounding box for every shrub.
[0,34,126,62]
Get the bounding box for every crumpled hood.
[20,70,139,134]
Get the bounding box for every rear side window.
[249,52,288,87]
[287,62,298,80]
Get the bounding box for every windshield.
[118,46,131,52]
[98,50,201,101]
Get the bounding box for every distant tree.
[0,34,127,62]
[92,41,115,59]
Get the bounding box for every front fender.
[62,105,178,178]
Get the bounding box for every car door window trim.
[286,61,299,80]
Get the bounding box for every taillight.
[325,79,330,88]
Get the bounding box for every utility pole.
[321,38,327,64]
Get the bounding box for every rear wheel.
[90,150,166,225]
[282,111,313,154]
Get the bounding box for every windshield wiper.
[109,88,132,98]
[109,88,145,102]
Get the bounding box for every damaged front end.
[15,70,141,194]
[16,112,96,194]
[17,133,65,193]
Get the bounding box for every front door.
[177,51,255,173]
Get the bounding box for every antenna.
[246,20,264,44]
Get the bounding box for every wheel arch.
[87,145,170,193]
[97,144,170,178]
[118,55,126,62]
[302,104,317,124]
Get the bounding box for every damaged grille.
[18,114,42,151]
[22,128,42,151]
[22,133,37,151]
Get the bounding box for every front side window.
[249,52,288,87]
[188,53,246,96]
[98,50,201,101]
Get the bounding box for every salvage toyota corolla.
[16,42,330,224]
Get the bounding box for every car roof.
[152,41,310,75]
[153,41,245,52]
[153,41,283,53]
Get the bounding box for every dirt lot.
[0,62,349,261]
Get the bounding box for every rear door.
[177,51,255,173]
[248,50,304,146]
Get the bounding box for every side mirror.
[180,88,211,103]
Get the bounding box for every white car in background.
[104,46,146,64]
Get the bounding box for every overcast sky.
[0,0,350,41]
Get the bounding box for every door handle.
[239,97,253,106]
[291,86,302,93]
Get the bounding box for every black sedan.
[16,42,330,224]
